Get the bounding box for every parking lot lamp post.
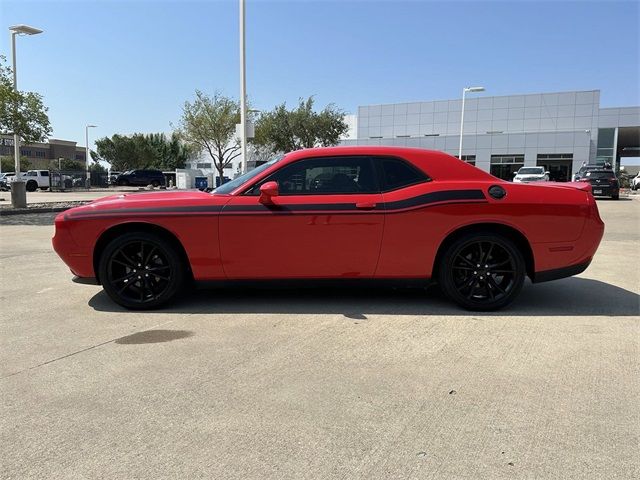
[458,86,485,160]
[9,24,43,208]
[85,124,96,188]
[239,0,247,174]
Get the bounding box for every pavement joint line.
[0,319,177,380]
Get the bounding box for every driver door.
[219,155,384,279]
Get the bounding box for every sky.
[1,0,639,150]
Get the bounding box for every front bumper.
[52,213,95,278]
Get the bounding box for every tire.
[98,231,185,310]
[612,194,619,200]
[151,180,160,188]
[438,233,526,311]
[118,179,129,186]
[26,180,38,192]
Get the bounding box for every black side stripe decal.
[65,190,486,219]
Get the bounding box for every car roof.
[281,146,494,180]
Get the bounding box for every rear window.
[378,157,429,191]
[586,171,615,179]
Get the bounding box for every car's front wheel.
[98,232,185,309]
[438,233,526,311]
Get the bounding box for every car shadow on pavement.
[88,277,639,317]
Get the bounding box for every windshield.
[518,167,544,175]
[213,154,285,194]
[586,171,615,179]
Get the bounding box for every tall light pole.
[85,124,97,188]
[9,24,43,208]
[239,0,248,173]
[459,86,485,160]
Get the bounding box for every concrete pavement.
[0,198,638,479]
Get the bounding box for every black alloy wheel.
[99,232,184,309]
[439,233,525,311]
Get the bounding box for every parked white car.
[513,166,550,183]
[7,170,51,191]
[631,173,640,191]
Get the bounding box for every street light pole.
[458,86,485,160]
[85,124,96,188]
[239,0,247,174]
[8,24,43,208]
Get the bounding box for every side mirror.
[545,171,550,176]
[513,172,518,176]
[259,181,279,204]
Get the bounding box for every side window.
[377,157,429,191]
[41,171,49,176]
[252,156,379,195]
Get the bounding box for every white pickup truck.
[7,170,51,191]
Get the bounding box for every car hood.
[515,174,545,179]
[64,189,231,218]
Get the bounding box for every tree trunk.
[216,163,225,186]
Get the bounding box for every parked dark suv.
[115,169,165,187]
[579,169,620,199]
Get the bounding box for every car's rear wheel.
[98,232,185,310]
[438,233,525,311]
[26,180,38,192]
[150,180,160,187]
[612,193,619,200]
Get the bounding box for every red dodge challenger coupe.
[53,147,604,311]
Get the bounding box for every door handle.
[355,202,377,210]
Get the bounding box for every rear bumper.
[532,259,592,283]
[589,185,619,196]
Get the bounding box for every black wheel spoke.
[466,281,479,299]
[112,259,133,269]
[484,243,494,264]
[144,247,157,265]
[486,282,495,300]
[488,276,506,294]
[488,259,511,269]
[112,272,136,283]
[147,265,169,273]
[456,255,476,268]
[115,249,137,267]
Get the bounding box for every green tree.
[0,56,51,148]
[176,91,241,181]
[1,155,31,172]
[95,133,190,171]
[253,96,348,154]
[48,158,84,171]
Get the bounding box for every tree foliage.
[95,133,191,171]
[176,91,241,180]
[253,97,348,153]
[1,156,31,172]
[0,56,51,145]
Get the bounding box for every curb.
[0,206,71,216]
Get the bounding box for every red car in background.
[53,146,604,311]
